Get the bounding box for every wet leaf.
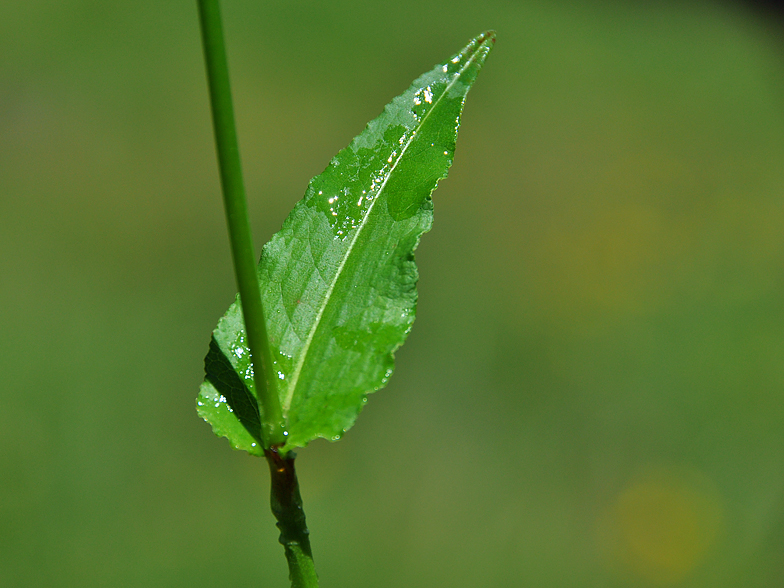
[198,31,495,453]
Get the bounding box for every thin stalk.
[266,449,319,588]
[197,3,318,585]
[196,0,285,448]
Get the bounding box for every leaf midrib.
[280,41,487,416]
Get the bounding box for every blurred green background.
[2,1,783,586]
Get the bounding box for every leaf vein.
[280,51,483,417]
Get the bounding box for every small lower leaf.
[198,31,495,452]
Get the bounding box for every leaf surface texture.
[198,31,495,453]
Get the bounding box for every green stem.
[266,448,319,588]
[197,4,316,585]
[196,0,286,448]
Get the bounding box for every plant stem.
[266,448,319,588]
[196,0,286,448]
[197,4,317,585]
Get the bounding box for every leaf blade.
[198,31,495,452]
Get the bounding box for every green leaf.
[198,31,495,453]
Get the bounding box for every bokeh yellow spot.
[598,468,723,585]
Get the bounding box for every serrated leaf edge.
[281,34,493,415]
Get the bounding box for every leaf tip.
[481,30,497,44]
